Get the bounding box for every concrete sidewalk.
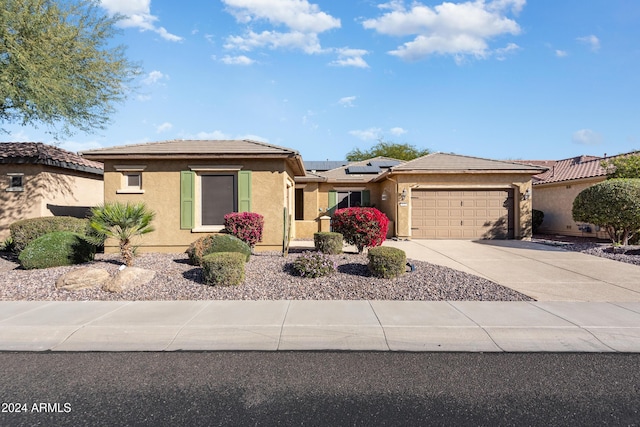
[1,300,640,352]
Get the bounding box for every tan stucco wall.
[101,159,293,253]
[532,177,609,238]
[390,173,534,240]
[0,164,103,241]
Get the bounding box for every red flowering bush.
[331,207,389,253]
[223,212,264,248]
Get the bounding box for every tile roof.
[318,157,402,183]
[0,142,103,175]
[390,152,546,172]
[81,139,300,157]
[521,155,606,185]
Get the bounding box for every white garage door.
[411,189,514,239]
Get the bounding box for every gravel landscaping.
[0,249,532,302]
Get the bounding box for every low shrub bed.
[201,252,246,286]
[187,234,251,266]
[313,232,343,254]
[10,216,91,253]
[18,231,96,270]
[291,251,337,278]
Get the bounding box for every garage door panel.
[411,189,514,239]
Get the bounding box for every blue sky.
[5,0,640,161]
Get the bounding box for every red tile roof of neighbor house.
[0,142,103,175]
[518,151,640,185]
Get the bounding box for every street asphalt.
[1,240,640,352]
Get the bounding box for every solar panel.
[369,159,402,168]
[346,165,381,174]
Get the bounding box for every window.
[6,173,24,192]
[115,165,146,194]
[181,168,252,231]
[295,188,304,220]
[337,191,362,209]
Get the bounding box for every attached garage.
[411,189,514,239]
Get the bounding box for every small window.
[126,173,141,189]
[115,165,146,194]
[6,174,24,192]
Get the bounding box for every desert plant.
[18,231,96,269]
[186,234,251,266]
[224,212,264,248]
[89,202,155,266]
[201,252,246,286]
[573,179,640,246]
[331,207,389,253]
[367,246,406,279]
[532,209,544,234]
[313,232,343,254]
[291,251,337,278]
[9,216,91,253]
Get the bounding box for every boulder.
[103,267,155,293]
[56,268,110,291]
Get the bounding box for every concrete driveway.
[383,240,640,302]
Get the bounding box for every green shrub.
[18,231,96,270]
[186,234,251,266]
[313,232,343,254]
[201,252,246,286]
[573,178,640,245]
[10,216,91,254]
[1,236,15,252]
[367,246,406,279]
[291,251,337,278]
[532,209,544,234]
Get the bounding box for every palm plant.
[89,202,156,266]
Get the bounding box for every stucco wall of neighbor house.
[533,177,609,239]
[0,164,103,241]
[294,182,321,239]
[392,173,534,240]
[101,158,293,253]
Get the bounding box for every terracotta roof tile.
[0,142,103,175]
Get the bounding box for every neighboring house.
[524,152,638,238]
[81,139,305,253]
[0,142,104,241]
[297,153,545,241]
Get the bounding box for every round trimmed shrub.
[367,246,406,279]
[10,216,91,254]
[18,231,96,270]
[201,252,246,286]
[313,232,343,255]
[186,234,251,266]
[291,251,337,278]
[331,207,389,253]
[223,212,264,248]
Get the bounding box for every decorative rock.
[56,268,111,291]
[103,267,155,293]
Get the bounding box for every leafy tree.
[346,139,429,161]
[572,179,640,246]
[0,0,140,137]
[89,202,155,266]
[601,154,640,179]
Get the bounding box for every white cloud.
[390,127,407,136]
[572,129,603,146]
[221,0,341,56]
[330,48,370,68]
[577,35,600,52]
[220,55,256,65]
[555,49,568,57]
[338,96,357,107]
[222,0,340,33]
[363,0,524,62]
[156,122,173,133]
[188,130,231,140]
[99,0,183,42]
[142,70,168,85]
[60,140,104,153]
[349,127,383,141]
[495,42,520,60]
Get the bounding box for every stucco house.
[82,139,305,253]
[525,151,638,238]
[0,142,104,241]
[297,153,545,241]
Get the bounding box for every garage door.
[411,190,514,239]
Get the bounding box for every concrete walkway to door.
[383,239,640,302]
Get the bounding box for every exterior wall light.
[521,188,531,201]
[400,188,407,201]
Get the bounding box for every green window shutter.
[362,190,370,207]
[238,170,252,212]
[328,190,337,215]
[180,171,195,229]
